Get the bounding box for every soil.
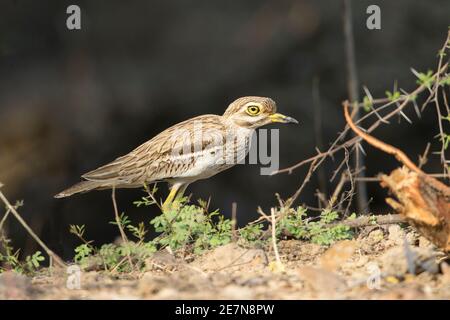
[1,224,449,300]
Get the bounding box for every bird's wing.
[82,115,226,185]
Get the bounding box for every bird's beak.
[269,113,299,124]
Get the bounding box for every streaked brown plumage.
[55,96,298,208]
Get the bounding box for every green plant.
[412,69,434,88]
[239,223,264,244]
[150,198,232,254]
[70,223,157,272]
[68,192,356,274]
[385,90,401,102]
[277,207,353,245]
[277,206,308,239]
[440,133,450,150]
[0,236,46,275]
[363,95,373,112]
[0,199,49,275]
[68,196,235,271]
[25,251,45,270]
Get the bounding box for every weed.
[70,221,156,272]
[277,207,353,245]
[67,192,355,273]
[149,198,231,254]
[385,90,401,102]
[0,236,46,274]
[239,223,264,244]
[363,95,373,112]
[0,200,46,275]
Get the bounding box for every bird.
[55,96,298,210]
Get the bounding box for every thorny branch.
[343,101,424,175]
[270,31,450,215]
[433,32,450,175]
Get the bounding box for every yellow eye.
[246,105,261,116]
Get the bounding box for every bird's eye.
[246,105,261,116]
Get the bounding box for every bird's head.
[223,96,298,129]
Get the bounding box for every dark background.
[0,0,448,259]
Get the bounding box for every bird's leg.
[162,183,181,211]
[162,183,189,212]
[174,183,189,202]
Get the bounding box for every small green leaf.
[363,96,372,112]
[385,90,401,101]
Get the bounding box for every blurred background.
[0,0,448,259]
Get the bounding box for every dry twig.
[111,186,133,269]
[0,186,65,267]
[270,208,284,271]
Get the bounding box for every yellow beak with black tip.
[269,113,299,124]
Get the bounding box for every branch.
[0,186,65,267]
[343,100,424,175]
[273,63,448,177]
[327,213,406,228]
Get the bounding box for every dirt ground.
[1,224,449,300]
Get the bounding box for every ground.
[0,224,449,299]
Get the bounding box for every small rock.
[154,287,180,299]
[377,245,439,276]
[0,271,32,299]
[145,250,177,271]
[221,285,254,299]
[360,229,385,253]
[405,232,418,245]
[297,266,347,294]
[440,262,450,283]
[367,229,384,243]
[319,240,358,272]
[377,287,426,300]
[191,243,266,272]
[387,225,405,246]
[418,236,433,249]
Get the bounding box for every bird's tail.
[54,180,102,198]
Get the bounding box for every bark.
[380,167,450,252]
